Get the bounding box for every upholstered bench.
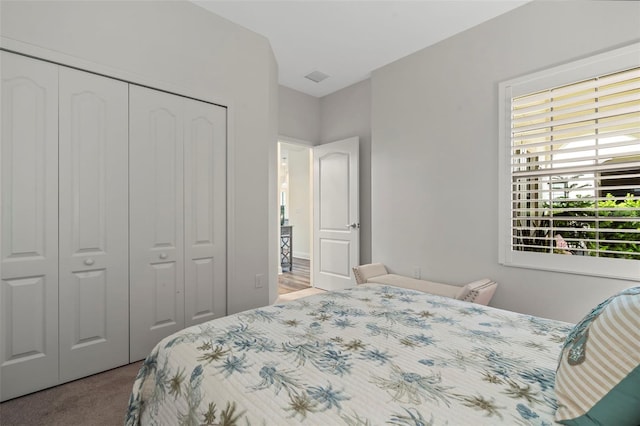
[352,263,498,305]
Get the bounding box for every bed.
[125,283,573,425]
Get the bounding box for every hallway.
[278,258,310,294]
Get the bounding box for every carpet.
[0,361,142,426]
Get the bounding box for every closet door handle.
[159,253,168,260]
[84,258,95,266]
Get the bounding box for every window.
[499,43,640,281]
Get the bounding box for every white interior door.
[58,67,129,381]
[1,52,59,401]
[313,137,359,291]
[129,85,185,361]
[184,99,227,327]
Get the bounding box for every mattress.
[126,283,572,425]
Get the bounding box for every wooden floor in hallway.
[278,257,311,294]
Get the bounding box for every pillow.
[454,278,492,300]
[462,281,497,305]
[555,286,640,425]
[352,263,388,284]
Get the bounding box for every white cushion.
[367,274,460,299]
[353,264,497,305]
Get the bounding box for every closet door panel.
[130,86,184,361]
[58,67,129,382]
[184,100,227,326]
[1,52,59,401]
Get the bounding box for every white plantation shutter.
[499,43,640,280]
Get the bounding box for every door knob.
[345,223,360,229]
[159,253,168,260]
[84,258,94,266]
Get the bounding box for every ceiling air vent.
[304,70,330,83]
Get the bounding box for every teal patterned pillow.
[555,287,640,425]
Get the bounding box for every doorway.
[278,141,312,295]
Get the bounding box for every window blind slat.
[513,85,640,118]
[512,68,640,106]
[511,159,640,178]
[512,132,640,156]
[513,121,640,144]
[512,105,640,134]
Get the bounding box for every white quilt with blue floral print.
[126,284,572,426]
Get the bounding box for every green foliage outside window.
[553,194,640,259]
[521,194,640,259]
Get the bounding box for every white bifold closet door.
[129,86,185,361]
[58,67,129,382]
[183,98,227,328]
[129,85,226,361]
[1,52,59,401]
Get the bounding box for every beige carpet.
[275,286,326,303]
[0,361,142,426]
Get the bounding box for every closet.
[0,51,227,401]
[58,66,130,383]
[129,85,227,361]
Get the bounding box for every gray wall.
[279,86,321,143]
[1,0,279,314]
[371,0,640,322]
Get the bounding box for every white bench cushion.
[352,263,498,305]
[367,274,460,299]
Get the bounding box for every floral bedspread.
[126,284,572,426]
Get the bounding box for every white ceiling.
[193,1,529,98]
